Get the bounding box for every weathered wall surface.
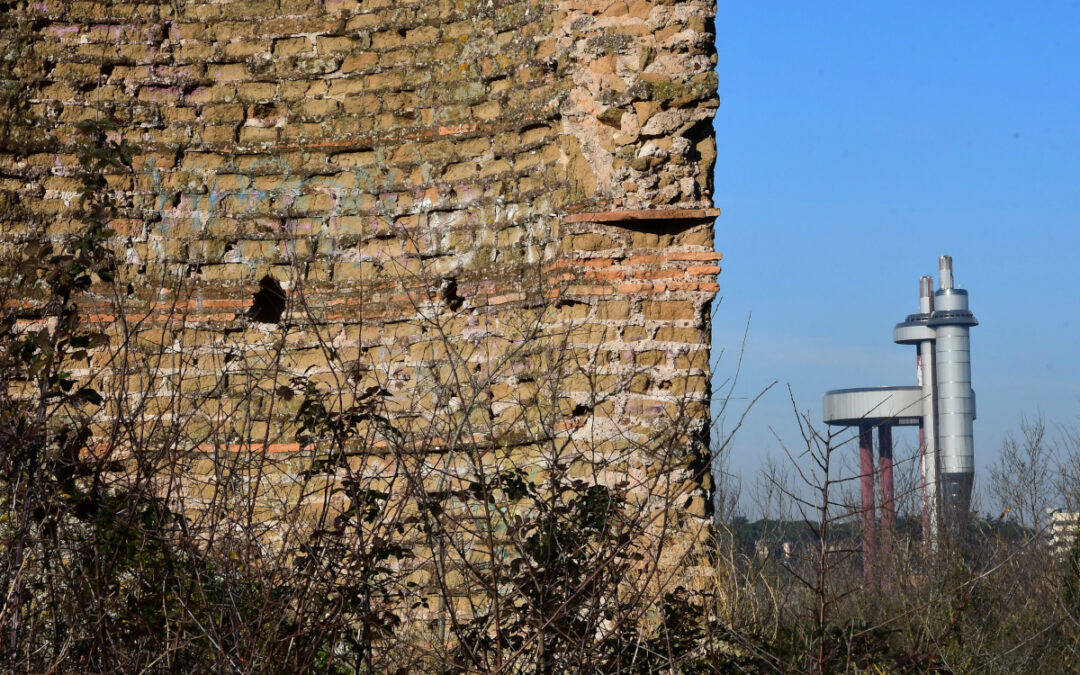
[1,0,720,570]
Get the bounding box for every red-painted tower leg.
[859,424,876,583]
[878,425,895,569]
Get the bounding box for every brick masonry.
[1,0,720,577]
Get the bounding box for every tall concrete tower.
[825,255,978,561]
[927,256,979,521]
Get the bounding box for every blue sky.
[710,2,1080,513]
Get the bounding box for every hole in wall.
[440,277,464,311]
[251,102,276,119]
[683,118,715,197]
[682,119,712,165]
[572,403,593,417]
[615,219,699,237]
[696,302,711,329]
[248,275,287,323]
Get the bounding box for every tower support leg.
[859,425,876,583]
[920,425,929,540]
[878,425,895,570]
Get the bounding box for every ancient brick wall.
[1,0,720,574]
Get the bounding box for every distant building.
[1047,510,1080,557]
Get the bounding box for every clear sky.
[710,2,1080,514]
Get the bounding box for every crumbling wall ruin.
[1,0,721,584]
